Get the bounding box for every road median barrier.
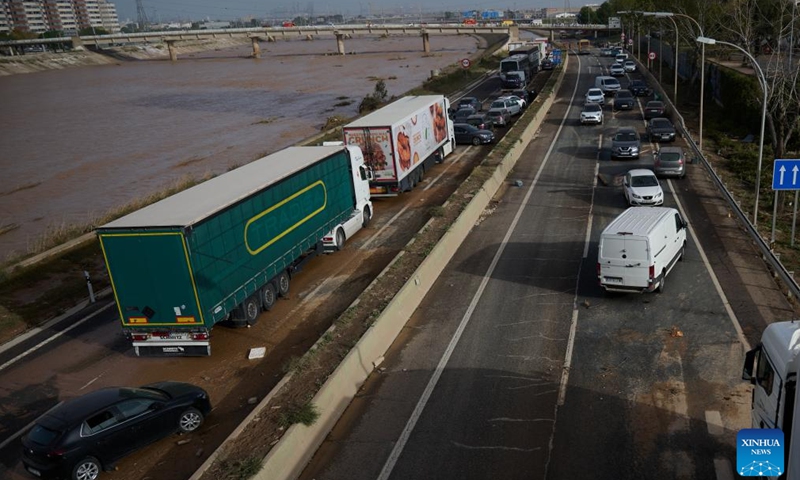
[223,56,570,480]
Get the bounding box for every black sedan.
[453,123,495,145]
[647,117,677,142]
[628,79,652,97]
[21,382,211,480]
[613,90,636,110]
[644,100,666,119]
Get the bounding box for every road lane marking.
[0,302,115,373]
[377,52,585,480]
[705,410,724,436]
[557,309,580,407]
[583,161,599,259]
[423,147,470,191]
[668,179,751,351]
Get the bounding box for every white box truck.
[597,207,687,293]
[342,95,455,197]
[743,320,800,478]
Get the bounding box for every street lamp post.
[641,12,706,152]
[696,36,768,229]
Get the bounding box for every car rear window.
[660,152,682,162]
[28,424,61,446]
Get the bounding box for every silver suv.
[611,128,641,159]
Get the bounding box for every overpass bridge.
[0,23,620,61]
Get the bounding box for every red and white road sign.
[460,58,471,69]
[648,51,657,60]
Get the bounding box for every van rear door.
[599,235,650,289]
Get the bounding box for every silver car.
[490,98,521,116]
[654,146,686,178]
[611,128,641,159]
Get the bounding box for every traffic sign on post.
[648,51,656,60]
[460,58,471,69]
[773,160,800,190]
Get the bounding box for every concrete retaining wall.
[254,56,570,480]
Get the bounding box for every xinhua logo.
[737,429,784,477]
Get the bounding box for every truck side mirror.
[742,347,759,383]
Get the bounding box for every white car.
[491,98,521,116]
[623,60,636,72]
[609,63,625,76]
[585,88,605,105]
[500,95,526,109]
[623,169,664,206]
[580,103,603,125]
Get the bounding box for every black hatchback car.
[21,382,211,480]
[613,90,636,110]
[628,79,652,97]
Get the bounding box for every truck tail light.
[596,262,601,277]
[322,235,333,242]
[649,265,655,282]
[192,332,209,340]
[131,333,149,341]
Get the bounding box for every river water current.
[0,34,482,261]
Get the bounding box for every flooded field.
[0,34,483,261]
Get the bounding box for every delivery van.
[597,207,687,293]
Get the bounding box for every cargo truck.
[97,146,373,356]
[743,321,800,478]
[342,95,455,197]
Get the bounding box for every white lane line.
[0,401,63,451]
[80,374,103,391]
[583,162,600,259]
[423,147,470,191]
[0,302,115,373]
[361,148,471,252]
[668,179,751,351]
[705,410,724,436]
[558,309,580,406]
[377,54,584,480]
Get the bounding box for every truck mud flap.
[134,342,211,356]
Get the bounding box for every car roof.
[616,127,637,134]
[40,387,150,429]
[583,103,601,110]
[651,117,672,124]
[628,168,657,177]
[454,123,477,129]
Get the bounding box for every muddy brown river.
[0,34,483,261]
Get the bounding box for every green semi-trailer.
[97,146,372,356]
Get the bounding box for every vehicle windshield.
[607,80,620,87]
[27,424,61,446]
[490,101,506,109]
[652,119,671,128]
[647,102,664,109]
[660,152,682,162]
[615,132,637,142]
[584,104,601,112]
[588,89,602,96]
[632,175,659,187]
[616,91,632,99]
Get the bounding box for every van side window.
[756,350,775,396]
[674,213,683,231]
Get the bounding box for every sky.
[114,0,570,23]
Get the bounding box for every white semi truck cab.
[743,321,800,477]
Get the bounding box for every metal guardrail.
[659,71,800,300]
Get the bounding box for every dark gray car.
[613,90,635,110]
[647,117,676,142]
[654,146,686,177]
[611,127,641,159]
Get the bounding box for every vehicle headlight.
[655,192,663,198]
[631,146,639,153]
[632,193,642,199]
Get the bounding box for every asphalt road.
[299,51,792,480]
[0,68,538,479]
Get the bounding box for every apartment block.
[0,0,119,34]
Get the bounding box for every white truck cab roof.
[761,321,800,380]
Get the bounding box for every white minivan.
[597,207,687,293]
[594,76,621,95]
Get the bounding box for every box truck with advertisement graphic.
[96,146,372,356]
[743,321,800,477]
[342,95,455,197]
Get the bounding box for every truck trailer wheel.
[276,272,290,297]
[261,283,277,311]
[243,295,260,325]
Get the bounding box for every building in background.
[0,0,120,34]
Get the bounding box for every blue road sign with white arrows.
[773,160,800,190]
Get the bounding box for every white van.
[615,53,628,63]
[597,207,687,293]
[594,76,621,95]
